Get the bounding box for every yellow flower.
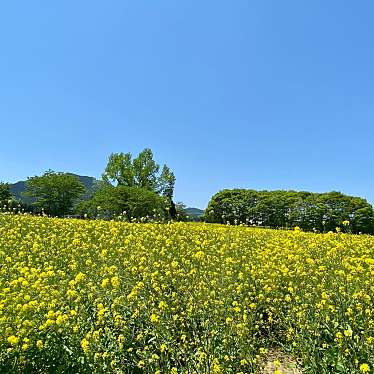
[240,358,248,366]
[137,360,145,368]
[7,336,19,346]
[158,300,167,310]
[360,363,370,373]
[111,276,120,288]
[75,272,85,282]
[212,359,222,373]
[80,338,89,352]
[2,210,374,372]
[56,314,67,325]
[194,251,204,260]
[36,340,44,349]
[117,334,125,344]
[150,313,159,323]
[344,328,353,338]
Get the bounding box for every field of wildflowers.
[0,214,373,373]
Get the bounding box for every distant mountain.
[9,174,103,204]
[184,207,204,218]
[9,180,34,204]
[66,174,104,200]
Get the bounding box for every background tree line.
[1,149,187,221]
[2,149,374,233]
[205,189,374,234]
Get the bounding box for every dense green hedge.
[76,184,169,221]
[205,189,374,234]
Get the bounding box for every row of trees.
[3,151,374,233]
[1,149,187,221]
[205,189,374,234]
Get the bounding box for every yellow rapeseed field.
[0,214,373,373]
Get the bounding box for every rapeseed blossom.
[7,336,19,346]
[0,214,373,372]
[360,363,370,373]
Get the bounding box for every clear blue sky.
[1,1,374,209]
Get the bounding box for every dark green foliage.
[97,148,176,220]
[77,184,168,220]
[0,182,12,206]
[9,174,102,205]
[24,171,85,217]
[205,189,374,234]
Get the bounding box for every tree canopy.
[98,148,177,220]
[102,148,175,198]
[25,171,85,217]
[205,189,374,234]
[77,184,167,221]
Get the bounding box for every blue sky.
[1,1,374,209]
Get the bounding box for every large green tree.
[77,184,167,220]
[25,171,85,217]
[102,148,175,197]
[101,148,177,219]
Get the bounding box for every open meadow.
[0,214,373,373]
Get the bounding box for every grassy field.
[0,214,373,373]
